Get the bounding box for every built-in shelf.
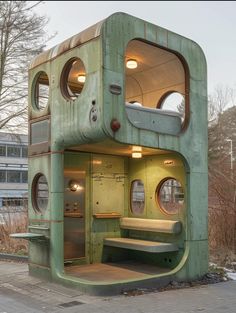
[10,232,48,242]
[28,225,49,231]
[93,212,121,219]
[64,212,83,218]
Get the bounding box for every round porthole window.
[157,178,184,214]
[34,71,49,111]
[61,58,86,100]
[131,179,145,215]
[32,174,49,213]
[159,92,185,121]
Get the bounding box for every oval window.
[61,58,86,100]
[131,180,145,215]
[159,92,185,121]
[157,178,184,214]
[32,174,49,213]
[34,71,49,111]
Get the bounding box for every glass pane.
[21,171,28,183]
[158,178,184,214]
[61,58,86,100]
[35,71,49,111]
[0,170,6,182]
[0,145,6,156]
[30,119,49,145]
[7,171,21,183]
[22,147,28,158]
[7,146,21,157]
[34,174,49,212]
[3,198,19,206]
[131,180,145,214]
[160,92,185,121]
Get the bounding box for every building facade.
[0,132,28,209]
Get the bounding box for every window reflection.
[159,92,185,122]
[61,58,86,100]
[7,146,21,157]
[33,174,49,213]
[35,71,49,111]
[158,178,184,214]
[131,180,145,214]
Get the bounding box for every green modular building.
[23,12,208,294]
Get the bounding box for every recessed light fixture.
[126,59,138,69]
[132,146,142,152]
[132,146,142,158]
[77,74,86,83]
[132,152,142,158]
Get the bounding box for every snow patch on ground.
[225,270,236,281]
[210,262,236,281]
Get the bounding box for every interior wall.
[125,40,185,108]
[128,153,186,222]
[63,151,186,264]
[91,154,127,216]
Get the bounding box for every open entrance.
[63,143,186,282]
[125,39,188,132]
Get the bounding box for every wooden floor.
[65,261,170,282]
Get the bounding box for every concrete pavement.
[0,260,235,313]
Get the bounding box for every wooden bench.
[104,217,182,253]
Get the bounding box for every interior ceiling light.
[132,146,142,158]
[132,146,142,152]
[77,74,86,83]
[126,59,138,69]
[132,152,142,158]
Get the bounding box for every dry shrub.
[209,205,236,265]
[0,208,28,255]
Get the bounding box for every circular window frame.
[130,179,145,216]
[157,90,188,130]
[60,57,86,100]
[157,90,185,113]
[32,173,49,214]
[156,177,184,215]
[31,71,50,112]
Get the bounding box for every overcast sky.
[34,1,236,94]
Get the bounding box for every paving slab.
[0,260,235,313]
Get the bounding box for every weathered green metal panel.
[28,155,51,221]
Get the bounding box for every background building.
[0,132,28,209]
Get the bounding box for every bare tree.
[208,84,235,123]
[0,1,53,132]
[208,84,236,257]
